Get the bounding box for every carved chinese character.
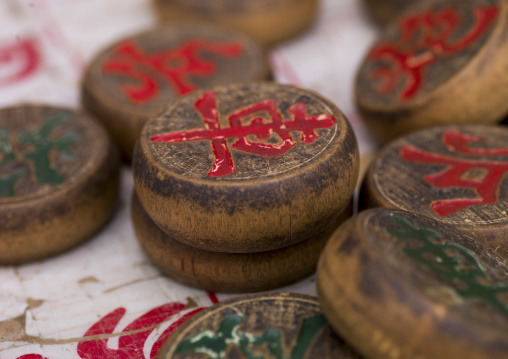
[151,90,338,177]
[368,5,499,101]
[103,39,243,104]
[176,313,328,359]
[0,112,81,197]
[400,130,508,217]
[389,213,508,316]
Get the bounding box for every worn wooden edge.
[355,0,508,143]
[0,119,120,265]
[152,0,319,46]
[131,191,352,292]
[133,82,359,253]
[317,209,508,359]
[81,86,150,162]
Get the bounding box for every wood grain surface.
[360,125,508,258]
[133,82,359,253]
[356,0,508,143]
[152,0,319,45]
[0,105,120,265]
[362,0,419,25]
[157,292,363,359]
[317,208,508,359]
[132,192,352,292]
[82,24,271,161]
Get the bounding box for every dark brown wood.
[152,0,319,45]
[82,24,271,161]
[317,208,508,359]
[157,292,364,359]
[0,105,120,265]
[131,192,352,292]
[360,125,508,258]
[362,0,420,25]
[356,0,508,143]
[133,82,359,253]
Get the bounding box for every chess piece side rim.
[356,0,508,143]
[317,208,508,359]
[0,105,120,265]
[133,82,359,253]
[131,191,352,293]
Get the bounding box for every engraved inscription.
[151,90,338,177]
[400,131,508,217]
[103,39,244,104]
[0,112,81,197]
[175,313,328,359]
[368,5,499,101]
[389,213,508,316]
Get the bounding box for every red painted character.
[0,39,40,87]
[15,293,219,359]
[368,5,499,101]
[400,131,508,217]
[103,38,243,104]
[151,91,338,177]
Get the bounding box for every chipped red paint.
[368,5,499,101]
[400,131,508,217]
[14,295,220,359]
[103,38,243,104]
[77,303,185,359]
[151,90,338,177]
[207,291,219,304]
[0,39,40,87]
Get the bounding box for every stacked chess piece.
[130,82,359,293]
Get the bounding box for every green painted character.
[175,313,327,359]
[18,112,81,184]
[389,213,508,316]
[0,112,81,196]
[0,129,25,197]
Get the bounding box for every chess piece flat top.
[133,82,359,253]
[82,23,270,160]
[0,105,119,264]
[361,125,508,258]
[356,0,508,143]
[362,0,418,25]
[153,0,319,45]
[157,292,363,359]
[317,208,508,359]
[131,192,352,293]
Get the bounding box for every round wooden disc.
[131,191,352,293]
[157,292,363,359]
[133,82,359,253]
[82,24,271,161]
[0,105,119,265]
[152,0,319,46]
[356,0,508,143]
[360,125,508,258]
[317,208,508,359]
[362,0,419,25]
